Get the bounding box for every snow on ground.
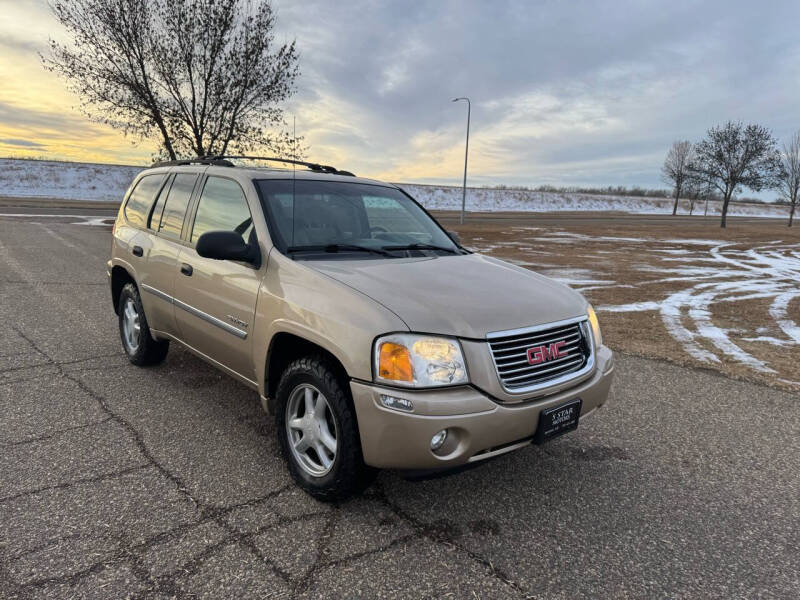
[537,267,616,290]
[621,240,800,377]
[471,231,800,384]
[400,183,790,218]
[0,158,791,218]
[0,158,142,202]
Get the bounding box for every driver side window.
[191,177,254,244]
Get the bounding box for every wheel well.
[111,266,135,314]
[266,333,349,402]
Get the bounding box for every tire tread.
[275,355,376,501]
[118,283,169,366]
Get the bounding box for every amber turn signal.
[378,342,414,382]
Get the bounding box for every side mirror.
[447,230,461,245]
[196,231,260,265]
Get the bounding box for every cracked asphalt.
[0,214,798,599]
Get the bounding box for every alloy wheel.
[122,298,141,353]
[285,383,338,476]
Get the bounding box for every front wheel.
[118,283,169,366]
[275,356,376,500]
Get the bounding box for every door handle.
[132,245,143,257]
[180,263,193,276]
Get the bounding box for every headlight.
[587,304,603,347]
[374,334,468,387]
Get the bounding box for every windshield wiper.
[382,243,460,254]
[286,244,393,257]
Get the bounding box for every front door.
[172,175,263,381]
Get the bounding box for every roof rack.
[202,155,355,177]
[152,157,234,168]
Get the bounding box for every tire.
[275,355,377,501]
[118,282,169,366]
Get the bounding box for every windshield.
[256,180,460,258]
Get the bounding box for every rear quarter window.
[124,174,166,228]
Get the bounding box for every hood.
[307,253,588,339]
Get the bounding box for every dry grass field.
[440,212,800,392]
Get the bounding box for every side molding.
[141,283,248,340]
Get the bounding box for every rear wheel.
[275,356,376,500]
[118,283,169,366]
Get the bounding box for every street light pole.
[452,97,470,224]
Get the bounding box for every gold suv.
[108,157,614,499]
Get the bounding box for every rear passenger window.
[191,177,253,244]
[124,175,165,228]
[158,174,198,239]
[147,175,172,230]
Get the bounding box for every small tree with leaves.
[661,140,694,216]
[689,122,782,228]
[777,130,800,227]
[43,0,300,160]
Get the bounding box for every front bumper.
[351,345,614,469]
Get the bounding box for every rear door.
[137,171,200,335]
[172,175,263,380]
[119,173,169,328]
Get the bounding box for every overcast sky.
[1,0,799,192]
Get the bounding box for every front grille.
[487,318,592,393]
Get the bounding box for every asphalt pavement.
[0,213,798,599]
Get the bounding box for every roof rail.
[152,158,234,168]
[202,155,355,177]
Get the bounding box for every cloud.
[0,101,98,134]
[274,0,800,192]
[0,33,44,55]
[0,100,154,164]
[1,0,799,191]
[0,138,47,148]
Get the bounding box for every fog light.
[379,394,414,412]
[430,429,448,451]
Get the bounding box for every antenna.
[292,114,296,246]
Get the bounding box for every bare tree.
[661,140,694,216]
[43,0,300,160]
[690,122,782,228]
[777,130,800,227]
[683,176,712,216]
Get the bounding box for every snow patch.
[0,159,141,202]
[401,183,789,218]
[769,291,800,344]
[539,267,615,290]
[600,241,800,377]
[598,301,660,312]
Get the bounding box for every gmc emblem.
[528,341,569,365]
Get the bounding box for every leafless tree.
[661,140,694,216]
[43,0,300,160]
[683,176,712,216]
[777,130,800,227]
[690,122,782,228]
